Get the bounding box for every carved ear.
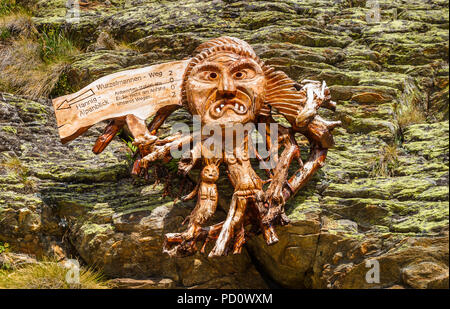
[213,157,222,167]
[204,157,212,166]
[203,156,221,167]
[261,67,306,125]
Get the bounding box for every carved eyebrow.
[228,60,259,73]
[193,62,221,74]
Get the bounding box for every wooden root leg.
[209,195,247,257]
[130,107,180,177]
[131,158,143,176]
[250,196,279,245]
[265,143,298,206]
[262,223,279,245]
[162,222,223,257]
[283,143,328,200]
[232,224,245,254]
[126,115,157,152]
[147,105,179,135]
[92,118,126,154]
[199,222,223,253]
[140,133,192,169]
[262,128,299,230]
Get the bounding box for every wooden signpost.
[52,60,189,143]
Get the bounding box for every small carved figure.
[181,160,220,243]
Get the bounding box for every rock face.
[0,0,448,288]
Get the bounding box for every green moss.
[0,191,43,208]
[1,126,17,134]
[286,192,321,221]
[6,96,49,124]
[50,70,73,97]
[0,0,31,17]
[402,121,449,159]
[399,8,449,24]
[417,186,449,201]
[79,223,114,236]
[0,27,12,40]
[391,201,449,233]
[324,176,437,200]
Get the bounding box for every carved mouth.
[209,100,248,118]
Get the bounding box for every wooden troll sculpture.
[52,37,341,257]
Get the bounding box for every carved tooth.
[216,107,221,113]
[220,104,224,108]
[235,103,239,109]
[240,105,244,112]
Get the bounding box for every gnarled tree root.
[162,193,289,257]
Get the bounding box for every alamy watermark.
[65,0,80,24]
[366,0,381,23]
[168,116,279,170]
[64,259,80,284]
[365,259,380,284]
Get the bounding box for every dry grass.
[116,41,141,52]
[0,14,79,99]
[0,12,35,37]
[0,1,36,17]
[0,153,27,175]
[87,30,141,52]
[0,258,110,289]
[0,153,38,192]
[369,144,399,177]
[0,0,22,16]
[397,104,426,130]
[0,37,66,98]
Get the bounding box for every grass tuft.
[397,104,426,130]
[121,136,138,163]
[0,0,20,16]
[39,27,79,63]
[0,153,27,175]
[0,21,79,99]
[0,242,10,254]
[0,12,35,40]
[0,153,38,192]
[368,144,399,177]
[0,258,110,289]
[116,41,141,52]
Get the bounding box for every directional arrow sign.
[52,59,190,143]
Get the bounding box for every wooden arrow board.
[52,59,190,142]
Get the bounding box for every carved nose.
[217,74,236,99]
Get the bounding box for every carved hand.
[140,133,192,169]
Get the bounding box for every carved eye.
[234,72,244,79]
[233,71,245,79]
[233,69,255,80]
[195,71,219,82]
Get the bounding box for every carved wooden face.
[185,51,266,126]
[201,164,219,183]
